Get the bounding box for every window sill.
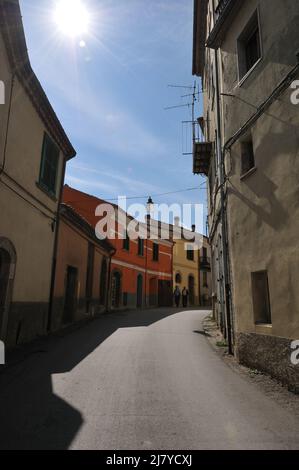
[238,57,263,88]
[240,166,257,181]
[36,182,57,202]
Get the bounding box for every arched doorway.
[111,271,121,308]
[0,238,16,341]
[136,274,143,308]
[99,258,107,305]
[188,275,195,306]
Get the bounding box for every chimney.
[174,216,180,227]
[192,224,196,232]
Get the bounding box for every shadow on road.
[0,307,200,449]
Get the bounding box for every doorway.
[137,274,143,308]
[63,266,78,324]
[0,248,11,339]
[99,258,107,305]
[0,238,16,342]
[111,271,121,308]
[158,280,172,307]
[188,275,195,306]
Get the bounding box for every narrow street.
[0,308,299,450]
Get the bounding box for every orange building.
[50,204,115,331]
[63,186,174,309]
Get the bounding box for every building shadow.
[0,307,186,450]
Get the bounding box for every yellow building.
[172,223,200,307]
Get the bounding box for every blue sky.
[20,0,206,229]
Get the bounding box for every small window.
[187,246,194,261]
[241,139,255,176]
[251,271,272,325]
[153,243,159,262]
[175,273,182,284]
[39,133,60,196]
[237,11,261,81]
[138,238,144,256]
[123,231,130,251]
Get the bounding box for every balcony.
[193,141,213,176]
[200,256,211,270]
[215,0,233,20]
[207,0,242,49]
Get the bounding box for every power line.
[104,183,207,202]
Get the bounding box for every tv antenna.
[165,82,199,143]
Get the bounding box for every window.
[153,243,159,262]
[251,271,272,325]
[175,273,182,284]
[39,133,60,196]
[241,139,255,176]
[123,231,130,251]
[138,238,144,256]
[237,11,261,81]
[203,271,208,288]
[187,246,194,261]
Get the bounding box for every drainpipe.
[106,254,113,312]
[0,74,15,177]
[214,48,233,355]
[47,160,66,332]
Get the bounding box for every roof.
[60,203,115,255]
[0,0,76,160]
[62,185,174,246]
[192,0,208,77]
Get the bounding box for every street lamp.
[146,196,154,217]
[145,197,154,308]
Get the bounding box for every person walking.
[174,286,181,308]
[182,287,189,308]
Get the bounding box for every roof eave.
[192,0,208,77]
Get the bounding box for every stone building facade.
[193,0,299,390]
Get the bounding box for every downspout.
[0,74,15,177]
[106,253,113,312]
[214,47,233,355]
[47,160,66,332]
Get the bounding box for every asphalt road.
[0,308,299,450]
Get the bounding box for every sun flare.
[54,0,90,38]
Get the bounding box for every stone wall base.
[236,332,299,393]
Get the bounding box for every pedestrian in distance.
[174,286,181,308]
[182,287,189,308]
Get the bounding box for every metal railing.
[200,256,211,266]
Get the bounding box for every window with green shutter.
[39,133,60,196]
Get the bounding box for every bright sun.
[54,0,90,38]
